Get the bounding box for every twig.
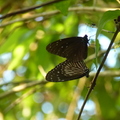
[85,50,106,63]
[89,70,120,77]
[0,0,65,19]
[0,11,60,27]
[0,69,119,87]
[0,80,35,87]
[0,7,119,27]
[77,17,120,120]
[69,7,119,12]
[4,88,38,113]
[0,81,47,99]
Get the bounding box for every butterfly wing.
[46,60,89,82]
[46,35,89,61]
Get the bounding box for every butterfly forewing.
[46,35,89,61]
[46,60,89,82]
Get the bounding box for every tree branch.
[0,0,65,19]
[0,7,119,27]
[0,81,47,99]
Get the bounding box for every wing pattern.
[46,60,89,82]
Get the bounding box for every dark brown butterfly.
[46,60,89,82]
[46,35,89,61]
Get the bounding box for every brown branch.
[77,17,120,120]
[0,0,65,19]
[0,7,119,27]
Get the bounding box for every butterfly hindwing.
[46,60,89,82]
[46,35,89,61]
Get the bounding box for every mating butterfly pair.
[46,35,89,82]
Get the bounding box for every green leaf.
[55,0,70,15]
[0,28,29,54]
[95,10,120,66]
[96,10,120,39]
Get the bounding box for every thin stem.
[77,22,120,120]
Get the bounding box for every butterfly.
[46,60,89,82]
[46,35,89,61]
[46,35,89,82]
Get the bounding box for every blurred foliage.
[0,0,120,120]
